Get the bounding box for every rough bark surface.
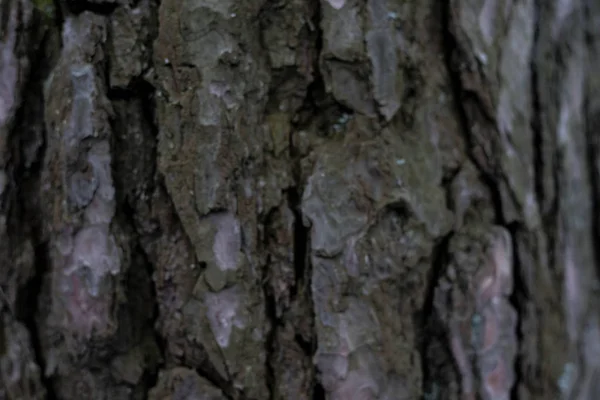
[0,0,599,399]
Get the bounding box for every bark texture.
[0,0,599,399]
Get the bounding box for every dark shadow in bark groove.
[530,0,544,214]
[286,1,322,396]
[290,185,320,397]
[288,188,307,299]
[125,80,241,399]
[587,111,600,282]
[418,232,453,397]
[48,0,65,34]
[312,383,325,400]
[15,241,58,400]
[197,355,240,400]
[119,199,165,399]
[506,222,529,400]
[290,115,321,400]
[440,1,504,227]
[260,183,313,400]
[441,1,524,398]
[582,1,600,283]
[262,251,278,400]
[0,1,10,38]
[11,127,55,399]
[522,4,547,399]
[109,73,164,397]
[8,11,61,397]
[111,80,171,400]
[63,0,118,15]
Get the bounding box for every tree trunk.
[0,0,599,399]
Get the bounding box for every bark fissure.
[5,10,59,397]
[440,2,480,177]
[288,188,307,299]
[441,2,527,399]
[63,0,118,15]
[419,232,453,397]
[506,222,528,400]
[288,184,317,399]
[21,242,57,400]
[263,250,278,400]
[129,92,241,399]
[123,84,164,396]
[582,1,600,283]
[530,0,544,214]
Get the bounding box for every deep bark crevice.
[441,1,525,398]
[195,357,241,400]
[440,2,477,162]
[419,232,453,397]
[262,252,278,400]
[63,0,118,15]
[109,83,167,399]
[118,199,165,399]
[112,85,243,400]
[9,133,53,400]
[50,0,65,32]
[587,113,600,283]
[506,222,529,400]
[530,0,544,215]
[6,12,60,398]
[440,1,505,227]
[16,241,57,400]
[582,1,600,282]
[287,188,306,298]
[292,1,322,397]
[513,3,543,395]
[312,383,325,400]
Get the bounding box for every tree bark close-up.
[1,0,599,399]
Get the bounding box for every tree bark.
[0,0,599,399]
